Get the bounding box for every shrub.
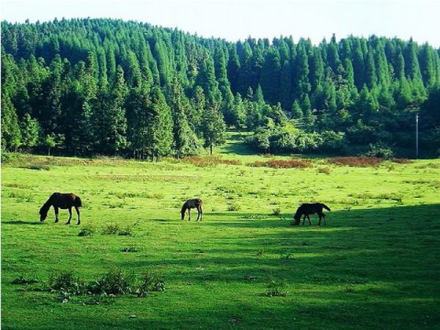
[391,158,412,164]
[264,276,287,297]
[248,159,311,169]
[272,208,281,216]
[87,269,134,295]
[24,164,50,171]
[136,271,165,297]
[318,167,331,175]
[365,143,394,159]
[118,226,133,236]
[121,247,139,252]
[181,156,241,167]
[49,271,84,295]
[78,226,96,237]
[12,275,38,285]
[328,156,382,167]
[227,203,241,211]
[102,223,120,235]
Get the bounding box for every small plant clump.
[264,276,288,297]
[227,203,241,211]
[272,208,281,216]
[318,167,331,175]
[78,226,96,237]
[11,276,38,285]
[11,269,166,303]
[102,223,120,235]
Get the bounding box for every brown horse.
[39,193,82,225]
[292,203,330,226]
[181,198,203,222]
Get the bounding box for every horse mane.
[39,198,52,215]
[181,202,188,214]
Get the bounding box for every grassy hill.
[2,151,440,329]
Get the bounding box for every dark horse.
[292,203,330,226]
[181,198,203,222]
[39,193,82,225]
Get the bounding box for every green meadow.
[2,145,440,329]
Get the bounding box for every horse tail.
[321,203,331,211]
[75,196,82,207]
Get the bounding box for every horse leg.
[75,206,80,225]
[188,209,191,221]
[66,208,72,225]
[302,214,306,226]
[307,214,312,226]
[197,206,202,222]
[323,214,327,226]
[54,206,59,223]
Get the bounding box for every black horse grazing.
[39,193,82,225]
[181,198,203,222]
[292,203,330,226]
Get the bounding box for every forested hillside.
[2,18,440,157]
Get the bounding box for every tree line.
[2,18,440,158]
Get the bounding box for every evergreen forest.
[2,18,440,158]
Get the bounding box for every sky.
[2,0,440,47]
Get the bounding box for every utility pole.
[415,112,419,158]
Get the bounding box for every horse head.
[39,206,48,222]
[292,212,301,225]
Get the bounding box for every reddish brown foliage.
[248,159,311,169]
[328,156,383,167]
[391,158,412,164]
[181,156,241,167]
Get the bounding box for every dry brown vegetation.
[248,159,312,169]
[391,158,412,164]
[327,156,383,167]
[179,156,241,167]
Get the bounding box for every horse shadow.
[2,220,44,225]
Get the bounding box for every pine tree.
[261,47,281,104]
[202,103,226,154]
[169,78,200,158]
[280,60,292,110]
[20,113,40,150]
[145,87,173,160]
[1,91,22,150]
[291,100,303,119]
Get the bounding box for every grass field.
[2,145,440,329]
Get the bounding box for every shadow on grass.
[220,131,256,156]
[4,204,440,329]
[2,220,45,225]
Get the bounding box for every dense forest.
[2,18,440,158]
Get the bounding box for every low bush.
[328,156,382,167]
[264,276,287,297]
[78,226,96,237]
[248,159,311,169]
[391,158,412,164]
[136,271,165,297]
[227,203,241,211]
[364,143,394,159]
[102,223,120,235]
[49,271,84,295]
[181,156,241,167]
[318,167,331,175]
[88,269,134,295]
[272,208,281,216]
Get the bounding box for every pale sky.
[2,0,440,47]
